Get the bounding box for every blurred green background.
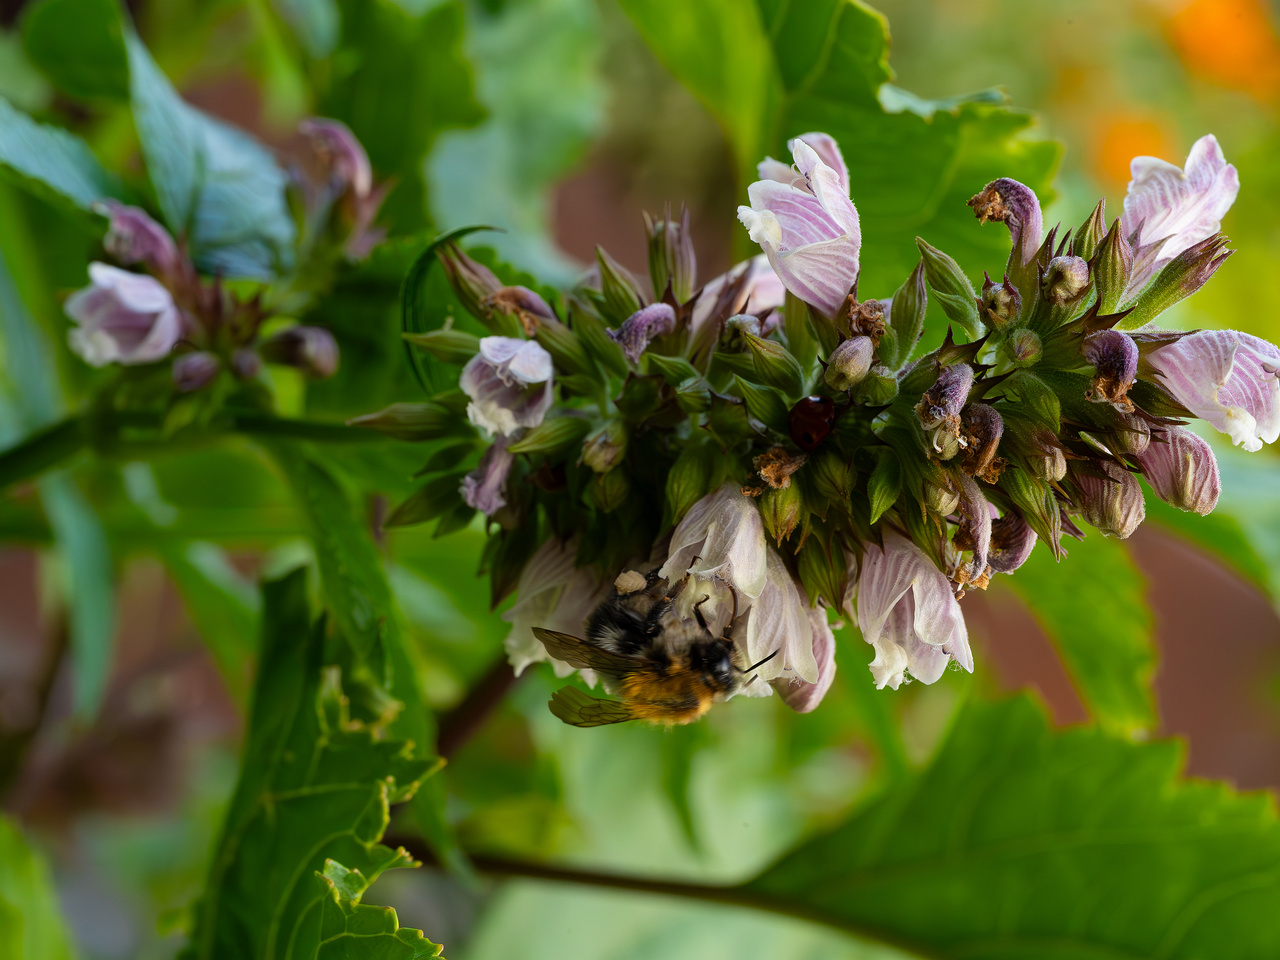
[1,0,1279,958]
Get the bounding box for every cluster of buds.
[356,130,1271,710]
[60,117,383,394]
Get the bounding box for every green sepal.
[734,375,789,434]
[745,332,805,398]
[916,237,982,340]
[403,327,480,365]
[866,449,902,524]
[506,416,593,455]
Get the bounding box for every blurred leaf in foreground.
[746,696,1280,959]
[0,814,77,960]
[183,569,441,960]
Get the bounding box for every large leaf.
[314,860,444,959]
[0,96,118,214]
[184,569,441,960]
[618,0,1059,303]
[746,695,1280,960]
[21,0,130,101]
[0,814,77,960]
[125,33,295,278]
[1003,533,1155,734]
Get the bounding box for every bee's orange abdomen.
[621,669,714,725]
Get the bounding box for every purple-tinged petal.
[1075,460,1146,539]
[607,302,677,363]
[1084,330,1139,412]
[300,117,373,198]
[773,605,837,712]
[64,262,184,367]
[259,326,340,378]
[1146,329,1280,452]
[462,336,554,437]
[988,512,1037,574]
[1135,425,1220,515]
[744,547,816,685]
[461,437,516,517]
[93,201,180,276]
[658,482,768,603]
[172,351,221,393]
[953,472,992,583]
[969,178,1044,272]
[1122,134,1239,291]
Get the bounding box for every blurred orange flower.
[1091,114,1176,187]
[1165,0,1280,99]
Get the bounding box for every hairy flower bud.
[1075,199,1107,262]
[607,302,677,364]
[961,403,1004,482]
[824,336,874,390]
[1028,427,1067,482]
[438,243,503,324]
[882,260,927,370]
[462,437,515,517]
[300,117,373,199]
[172,351,221,393]
[1112,413,1152,456]
[404,326,482,365]
[348,402,461,441]
[259,326,340,378]
[810,447,855,503]
[1093,220,1134,314]
[923,476,960,515]
[1043,255,1090,304]
[645,206,697,303]
[94,201,181,278]
[1135,425,1220,515]
[916,238,981,338]
[1005,328,1042,367]
[915,363,973,457]
[760,482,803,544]
[968,178,1044,286]
[230,348,261,380]
[1121,235,1233,329]
[1075,460,1146,539]
[1084,330,1139,412]
[580,421,628,473]
[980,272,1021,327]
[595,247,645,323]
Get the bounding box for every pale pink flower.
[65,262,185,367]
[738,134,861,319]
[852,531,972,690]
[772,605,837,713]
[1135,425,1220,516]
[460,336,554,437]
[1146,330,1280,452]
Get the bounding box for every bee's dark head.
[688,639,735,693]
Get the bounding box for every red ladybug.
[789,396,835,451]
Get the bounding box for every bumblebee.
[533,568,772,727]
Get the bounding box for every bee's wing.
[549,686,638,727]
[532,627,640,677]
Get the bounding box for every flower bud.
[745,331,804,397]
[883,260,927,370]
[259,326,339,378]
[760,482,803,544]
[94,201,181,277]
[347,402,462,441]
[824,336,874,390]
[1083,330,1139,412]
[915,363,973,456]
[1093,219,1134,314]
[591,466,631,513]
[485,286,557,336]
[923,476,960,515]
[1028,427,1067,482]
[1005,328,1041,367]
[230,348,261,380]
[1121,235,1233,329]
[438,243,510,332]
[968,178,1044,284]
[665,442,711,526]
[980,272,1021,327]
[1043,256,1090,304]
[581,421,627,473]
[988,511,1038,574]
[916,237,981,338]
[645,206,697,304]
[608,303,677,364]
[1135,425,1220,515]
[300,117,373,199]
[172,351,221,393]
[1075,460,1145,539]
[1112,413,1151,456]
[595,247,644,323]
[404,326,482,365]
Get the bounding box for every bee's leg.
[692,593,713,633]
[720,583,739,643]
[665,555,702,602]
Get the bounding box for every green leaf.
[0,814,77,960]
[0,95,120,212]
[126,33,295,278]
[618,0,1058,309]
[1005,533,1155,733]
[746,695,1280,960]
[315,860,444,959]
[41,471,115,721]
[22,0,129,100]
[185,569,441,960]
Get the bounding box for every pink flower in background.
[460,336,554,437]
[853,531,973,689]
[65,263,185,367]
[738,134,861,319]
[1146,330,1280,452]
[1122,134,1239,293]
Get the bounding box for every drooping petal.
[744,547,816,685]
[773,605,837,712]
[1146,330,1280,452]
[658,482,768,602]
[461,437,516,516]
[608,302,677,363]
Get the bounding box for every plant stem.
[0,416,85,490]
[435,656,522,759]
